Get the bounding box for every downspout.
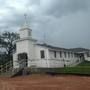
[46,48,49,68]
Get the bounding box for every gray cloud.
[40,0,90,17]
[0,0,90,48]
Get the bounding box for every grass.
[53,67,90,75]
[53,61,90,75]
[77,61,90,66]
[31,61,90,75]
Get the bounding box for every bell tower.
[13,14,37,68]
[19,14,32,39]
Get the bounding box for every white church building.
[13,18,90,69]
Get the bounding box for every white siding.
[84,52,90,61]
[48,50,80,67]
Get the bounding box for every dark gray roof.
[36,44,71,51]
[68,48,90,53]
[36,44,90,53]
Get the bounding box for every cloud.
[0,0,90,48]
[40,0,90,17]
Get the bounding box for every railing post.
[10,61,12,70]
[0,65,1,74]
[5,63,7,72]
[0,65,3,74]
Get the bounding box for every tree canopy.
[0,31,19,65]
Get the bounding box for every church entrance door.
[18,53,28,68]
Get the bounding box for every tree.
[0,31,19,62]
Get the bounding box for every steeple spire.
[24,13,28,26]
[22,13,29,28]
[19,13,32,39]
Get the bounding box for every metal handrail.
[0,60,13,74]
[2,60,12,67]
[0,59,28,76]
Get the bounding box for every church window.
[68,52,70,58]
[40,50,45,59]
[64,52,67,58]
[54,51,56,58]
[28,31,31,36]
[71,52,73,57]
[60,51,62,58]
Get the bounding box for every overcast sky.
[0,0,90,48]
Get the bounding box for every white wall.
[84,52,90,61]
[13,38,37,68]
[13,53,19,68]
[48,50,80,67]
[13,40,30,69]
[28,45,49,68]
[28,45,64,68]
[19,29,32,39]
[16,40,29,54]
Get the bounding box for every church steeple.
[24,14,27,25]
[22,14,29,28]
[19,14,32,39]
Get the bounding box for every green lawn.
[53,67,90,75]
[53,61,90,75]
[77,61,90,66]
[32,61,90,75]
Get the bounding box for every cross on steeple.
[24,13,28,25]
[20,13,32,38]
